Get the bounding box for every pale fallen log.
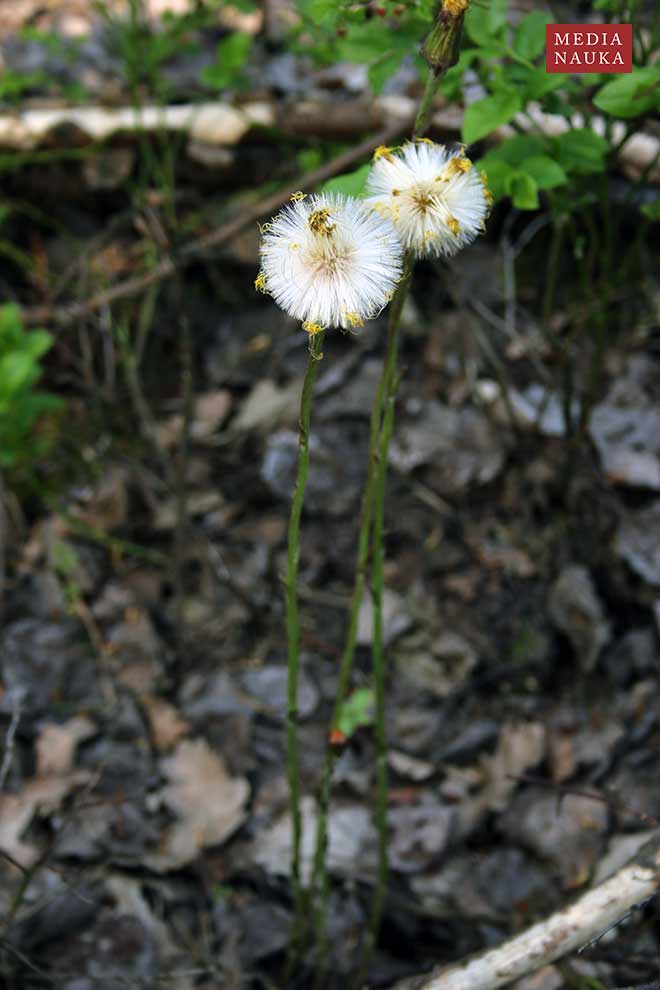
[0,100,275,150]
[0,95,656,181]
[390,830,660,990]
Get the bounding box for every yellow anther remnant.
[290,191,307,201]
[447,216,461,235]
[392,189,400,196]
[308,208,335,235]
[447,156,471,176]
[483,188,494,206]
[343,312,364,329]
[258,221,273,234]
[422,229,436,243]
[289,242,300,250]
[373,145,395,162]
[442,0,469,16]
[415,137,436,145]
[254,271,268,293]
[302,321,324,336]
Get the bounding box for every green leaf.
[320,163,370,198]
[513,11,552,60]
[520,155,567,190]
[554,128,609,174]
[465,0,508,45]
[593,66,660,119]
[0,352,38,399]
[508,171,539,210]
[486,134,546,165]
[474,158,515,202]
[641,199,660,222]
[201,32,252,90]
[297,148,323,172]
[308,0,336,19]
[335,688,375,739]
[368,51,403,95]
[462,88,523,145]
[522,67,569,101]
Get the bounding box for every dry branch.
[390,830,660,990]
[21,120,408,327]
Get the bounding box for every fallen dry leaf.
[143,696,189,752]
[146,739,249,872]
[480,721,546,812]
[36,716,97,776]
[0,771,91,866]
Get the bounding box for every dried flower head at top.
[366,140,491,258]
[256,192,403,332]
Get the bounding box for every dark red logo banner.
[546,23,632,73]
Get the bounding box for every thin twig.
[22,124,407,329]
[0,693,22,793]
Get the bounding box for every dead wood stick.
[391,830,660,990]
[22,120,408,328]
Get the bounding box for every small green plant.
[0,303,63,477]
[437,1,660,209]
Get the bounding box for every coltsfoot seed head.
[257,192,404,332]
[366,140,490,258]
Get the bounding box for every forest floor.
[1,3,660,989]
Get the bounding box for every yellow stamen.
[302,321,324,336]
[449,156,471,175]
[373,145,396,162]
[290,191,306,201]
[254,271,268,293]
[289,242,300,250]
[447,216,461,235]
[308,209,335,235]
[258,221,273,234]
[415,137,436,145]
[342,312,364,329]
[443,0,468,15]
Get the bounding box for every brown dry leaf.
[191,390,233,441]
[480,721,546,812]
[146,739,249,872]
[36,716,97,776]
[143,696,189,752]
[0,772,91,866]
[73,466,128,532]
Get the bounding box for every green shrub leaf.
[508,171,539,209]
[201,32,252,90]
[554,128,609,174]
[593,66,660,118]
[520,155,568,189]
[462,88,523,145]
[336,688,375,738]
[320,163,370,197]
[513,11,552,60]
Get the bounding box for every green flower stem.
[364,318,402,965]
[286,329,326,956]
[311,29,446,976]
[414,66,443,139]
[362,55,447,965]
[309,260,413,974]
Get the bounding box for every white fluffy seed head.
[365,140,492,258]
[256,192,404,332]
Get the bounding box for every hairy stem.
[286,330,326,959]
[364,306,402,966]
[310,263,412,974]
